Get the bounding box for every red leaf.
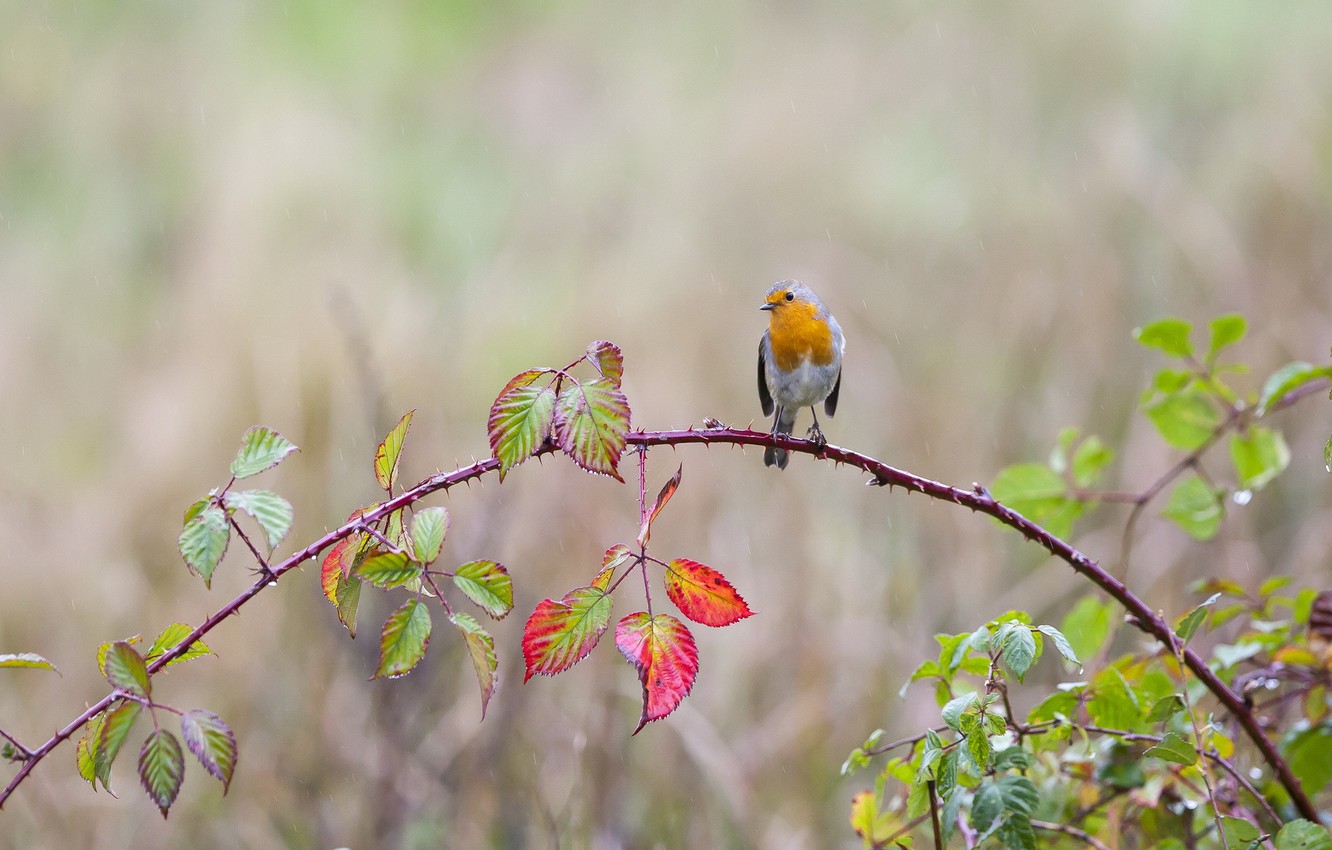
[637,464,682,548]
[615,612,699,733]
[664,558,753,627]
[521,587,613,681]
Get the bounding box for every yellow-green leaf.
[374,410,415,492]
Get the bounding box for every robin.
[757,280,845,469]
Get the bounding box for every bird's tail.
[764,406,798,469]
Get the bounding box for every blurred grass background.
[2,1,1331,847]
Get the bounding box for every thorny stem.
[2,412,1324,821]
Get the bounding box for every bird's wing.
[758,335,774,417]
[824,366,841,417]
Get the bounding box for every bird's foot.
[806,423,827,448]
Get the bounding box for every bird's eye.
[784,291,795,302]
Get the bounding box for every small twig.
[0,729,32,761]
[1032,819,1113,850]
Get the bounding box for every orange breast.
[768,302,836,371]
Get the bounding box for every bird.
[757,280,845,469]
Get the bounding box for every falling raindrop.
[1232,490,1252,506]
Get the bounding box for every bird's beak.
[759,303,775,311]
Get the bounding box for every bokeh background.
[2,2,1331,847]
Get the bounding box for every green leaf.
[992,621,1038,682]
[966,725,992,772]
[374,410,414,491]
[1071,435,1114,488]
[138,729,184,818]
[1230,427,1290,491]
[941,692,978,731]
[409,506,449,564]
[336,574,362,638]
[996,774,1039,816]
[103,641,150,698]
[1259,362,1318,414]
[230,426,298,479]
[1176,592,1221,645]
[450,612,498,719]
[1144,730,1198,765]
[1060,595,1113,663]
[1088,667,1141,731]
[1205,314,1246,365]
[1162,475,1224,541]
[1035,624,1080,666]
[487,370,557,480]
[0,652,59,673]
[1153,368,1194,393]
[452,560,513,620]
[76,714,101,785]
[1286,723,1332,795]
[554,377,631,481]
[1276,819,1332,850]
[355,551,421,589]
[182,497,209,524]
[998,816,1037,850]
[178,504,230,587]
[970,781,1003,833]
[1325,433,1332,474]
[1144,391,1220,451]
[1134,318,1194,359]
[95,700,143,791]
[989,463,1082,538]
[222,489,292,552]
[373,599,432,679]
[1219,816,1262,848]
[180,709,237,792]
[849,790,903,847]
[1146,694,1185,723]
[145,624,211,669]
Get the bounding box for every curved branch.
[1,428,1317,822]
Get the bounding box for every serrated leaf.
[1219,816,1263,848]
[1134,318,1193,359]
[94,700,142,792]
[178,505,229,587]
[409,506,449,564]
[998,815,1037,850]
[230,426,298,479]
[77,714,100,785]
[96,635,141,676]
[1035,624,1080,666]
[182,497,209,525]
[452,560,513,620]
[638,464,682,548]
[1089,667,1142,731]
[996,774,1039,816]
[354,551,421,589]
[553,377,630,481]
[451,612,498,719]
[593,544,633,590]
[103,641,150,698]
[967,725,992,772]
[1060,595,1113,663]
[1276,819,1332,850]
[180,709,237,793]
[664,558,753,628]
[1205,314,1246,365]
[1176,592,1221,645]
[138,729,184,818]
[374,410,414,491]
[0,652,58,673]
[941,692,978,730]
[373,599,432,679]
[970,781,1003,832]
[222,489,292,552]
[992,621,1038,682]
[321,534,364,601]
[1144,730,1198,765]
[1258,362,1332,415]
[1230,426,1290,491]
[1162,475,1224,541]
[521,587,613,680]
[586,339,624,386]
[1146,694,1186,722]
[335,574,362,638]
[1144,391,1221,451]
[849,790,902,846]
[488,370,557,480]
[145,624,211,669]
[615,612,698,733]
